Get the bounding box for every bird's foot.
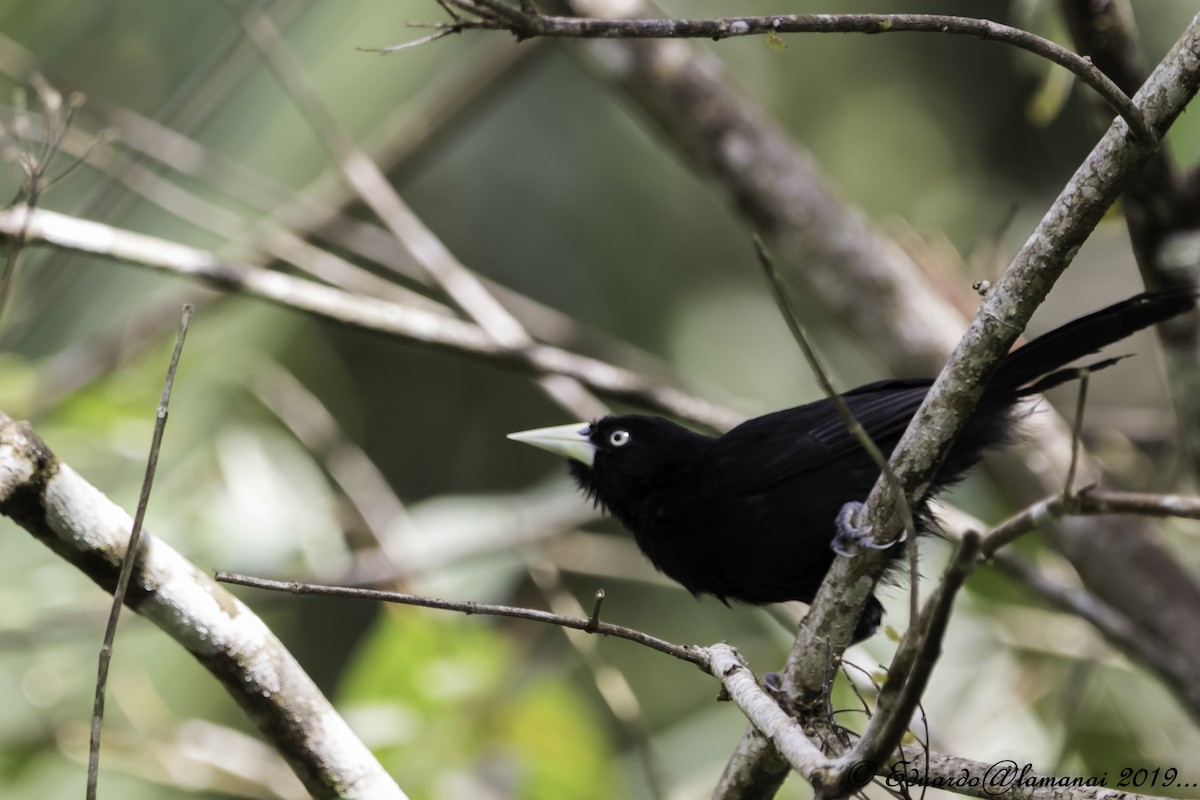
[832,501,906,556]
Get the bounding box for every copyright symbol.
[846,760,877,789]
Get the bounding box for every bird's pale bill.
[507,423,594,466]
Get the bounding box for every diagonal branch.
[0,411,406,800]
[534,1,1200,793]
[775,9,1200,791]
[227,1,614,422]
[87,305,191,800]
[0,205,743,431]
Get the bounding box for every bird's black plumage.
[510,291,1195,642]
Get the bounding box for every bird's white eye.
[608,429,630,447]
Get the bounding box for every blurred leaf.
[339,612,613,799]
[0,354,37,416]
[1026,62,1073,129]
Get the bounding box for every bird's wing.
[708,379,932,493]
[808,378,933,450]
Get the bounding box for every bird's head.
[507,415,709,513]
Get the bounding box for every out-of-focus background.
[1,1,1198,798]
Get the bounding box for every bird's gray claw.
[832,501,867,556]
[833,501,905,556]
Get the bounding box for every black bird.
[508,292,1194,642]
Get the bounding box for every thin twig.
[846,531,981,771]
[0,78,76,330]
[410,7,1152,142]
[979,485,1200,559]
[359,26,462,54]
[1063,371,1089,502]
[87,304,192,800]
[586,588,605,632]
[1075,486,1200,520]
[753,238,920,623]
[213,571,710,668]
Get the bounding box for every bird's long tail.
[992,290,1196,395]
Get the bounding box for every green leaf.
[338,612,613,799]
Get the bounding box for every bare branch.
[988,551,1200,715]
[227,2,616,422]
[706,644,837,788]
[0,205,743,431]
[847,532,980,773]
[1063,372,1090,501]
[0,412,405,799]
[214,571,710,668]
[980,487,1200,559]
[212,569,855,792]
[753,12,1200,794]
[755,237,920,622]
[87,305,191,800]
[409,6,1151,142]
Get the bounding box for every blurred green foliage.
[338,612,612,799]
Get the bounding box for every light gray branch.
[229,2,613,422]
[211,567,1178,800]
[0,204,743,431]
[0,412,406,800]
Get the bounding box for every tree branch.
[412,6,1151,142]
[846,532,980,772]
[228,0,617,423]
[212,567,1182,800]
[87,304,191,800]
[981,487,1200,559]
[214,571,710,668]
[0,204,743,431]
[1059,0,1200,483]
[535,1,1200,794]
[0,411,405,800]
[770,10,1200,794]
